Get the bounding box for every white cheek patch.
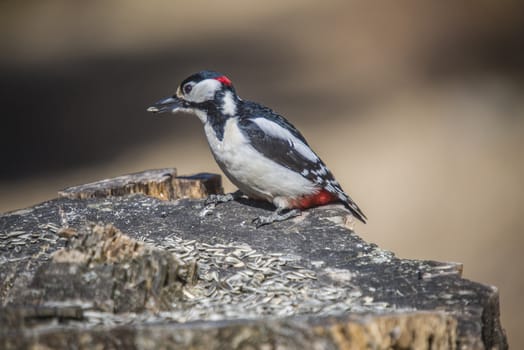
[252,117,319,162]
[187,79,221,103]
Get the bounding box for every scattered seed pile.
[81,233,398,326]
[0,199,400,327]
[2,221,398,326]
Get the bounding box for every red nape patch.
[215,75,232,86]
[293,189,339,209]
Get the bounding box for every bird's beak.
[147,96,184,114]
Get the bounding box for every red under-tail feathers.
[290,189,367,224]
[291,189,339,210]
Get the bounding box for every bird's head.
[147,70,239,123]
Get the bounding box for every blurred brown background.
[1,0,523,346]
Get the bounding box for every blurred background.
[1,0,522,346]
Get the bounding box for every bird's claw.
[252,209,301,228]
[201,192,242,216]
[252,216,269,228]
[205,194,231,206]
[205,191,241,206]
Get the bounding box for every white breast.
[204,118,316,203]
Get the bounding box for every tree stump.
[0,169,507,349]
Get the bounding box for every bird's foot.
[201,191,243,216]
[252,209,301,228]
[205,190,243,206]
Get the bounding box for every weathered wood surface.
[58,168,222,201]
[0,171,507,349]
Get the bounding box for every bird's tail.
[342,197,367,224]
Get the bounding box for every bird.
[147,70,366,227]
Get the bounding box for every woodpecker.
[147,70,366,226]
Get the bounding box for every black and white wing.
[237,105,367,223]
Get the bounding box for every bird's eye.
[183,84,193,94]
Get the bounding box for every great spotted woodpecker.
[147,70,366,226]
